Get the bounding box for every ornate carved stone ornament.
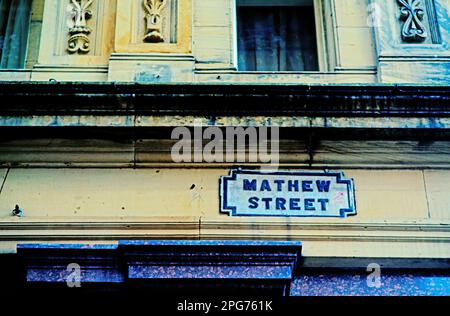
[67,0,94,53]
[143,0,167,43]
[397,0,428,42]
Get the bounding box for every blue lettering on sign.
[262,198,272,210]
[290,198,301,211]
[248,197,259,209]
[316,180,331,192]
[288,180,300,192]
[249,197,331,212]
[221,169,356,218]
[260,180,272,192]
[304,199,316,211]
[274,180,285,192]
[276,198,287,211]
[243,179,257,191]
[302,181,314,192]
[318,198,329,211]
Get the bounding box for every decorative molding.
[114,0,191,53]
[1,220,449,242]
[397,0,428,42]
[0,217,200,239]
[143,0,168,43]
[67,0,94,53]
[37,0,115,66]
[424,0,442,44]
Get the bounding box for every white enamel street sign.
[220,169,356,218]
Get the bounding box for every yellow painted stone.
[114,0,192,54]
[0,168,219,218]
[424,171,450,220]
[344,170,429,220]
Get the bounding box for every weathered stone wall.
[0,0,448,83]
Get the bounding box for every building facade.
[0,0,450,296]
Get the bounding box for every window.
[237,0,319,72]
[0,0,33,69]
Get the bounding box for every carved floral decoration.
[143,0,167,43]
[397,0,428,42]
[67,0,94,53]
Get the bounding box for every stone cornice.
[1,82,450,118]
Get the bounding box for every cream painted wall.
[0,167,449,258]
[0,168,444,221]
[332,0,377,70]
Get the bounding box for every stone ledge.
[17,240,302,295]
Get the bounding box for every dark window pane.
[0,0,32,69]
[238,6,319,71]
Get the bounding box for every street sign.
[220,169,356,218]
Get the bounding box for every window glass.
[0,0,33,69]
[237,5,319,71]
